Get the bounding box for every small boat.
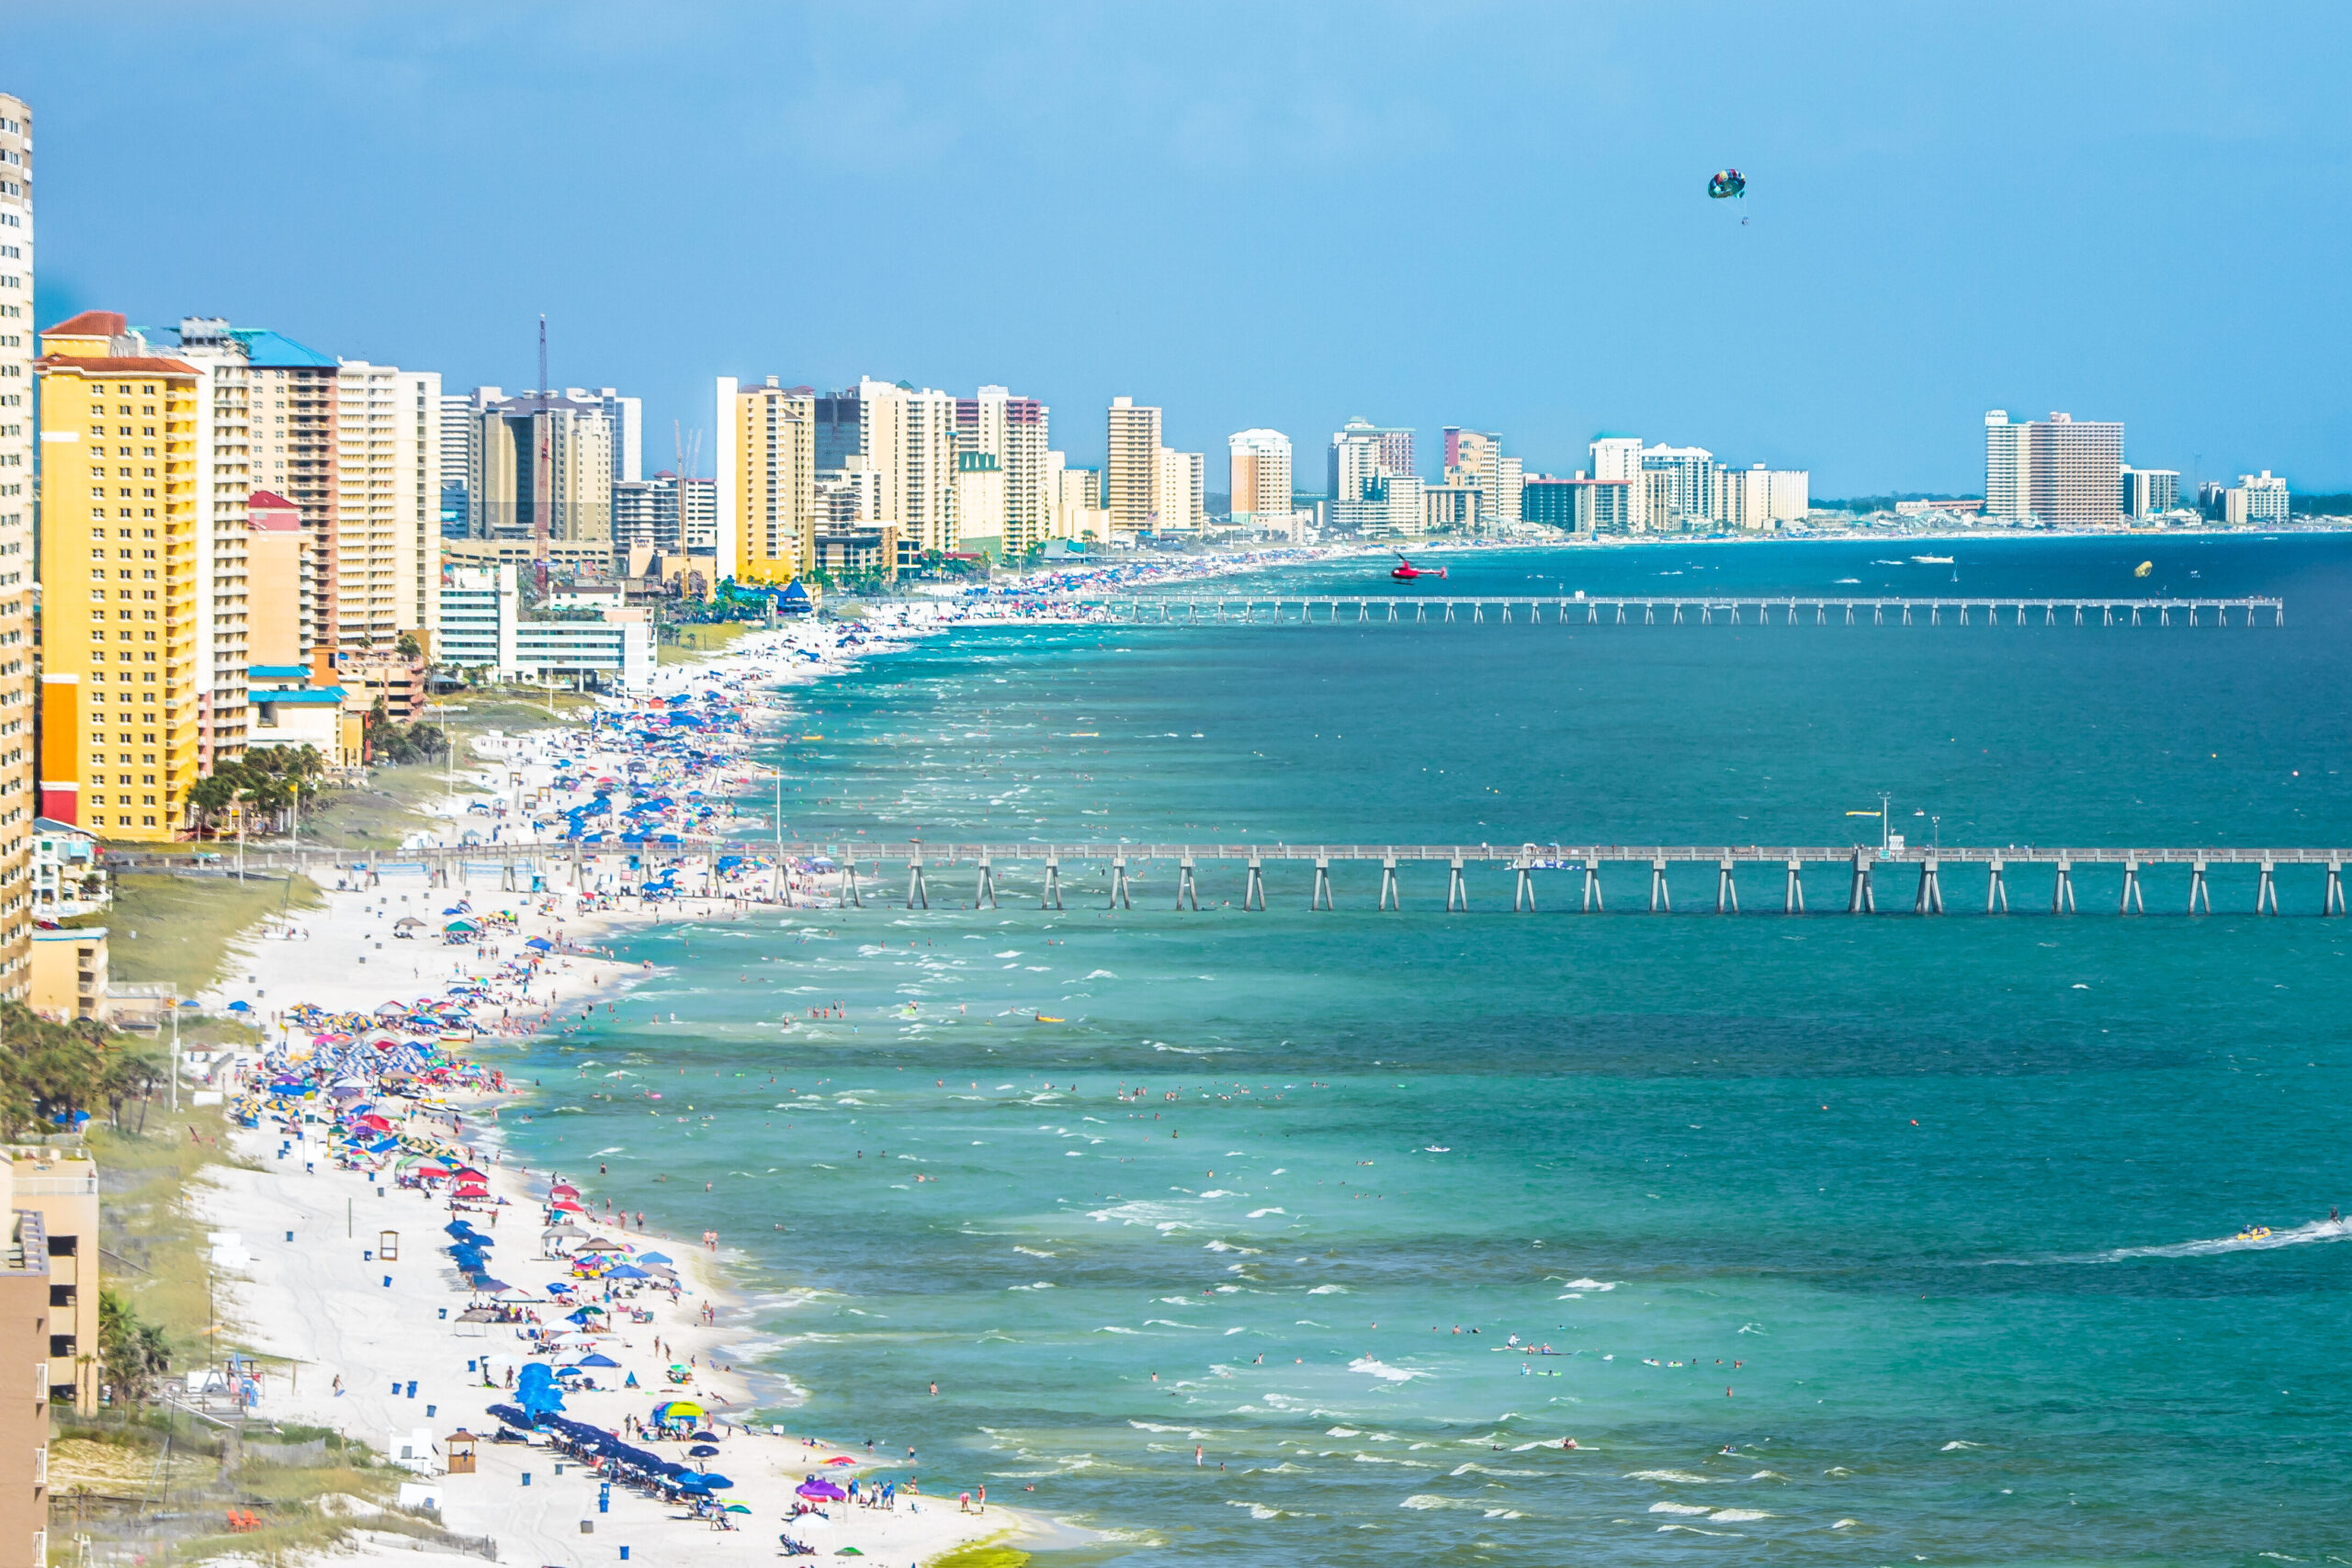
[1035,1014,1064,1023]
[2233,1225,2273,1241]
[1910,555,1954,564]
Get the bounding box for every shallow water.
[500,534,2352,1564]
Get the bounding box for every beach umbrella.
[696,1474,734,1491]
[578,1353,620,1369]
[723,1504,751,1514]
[637,1251,673,1265]
[651,1400,702,1422]
[821,1455,854,1466]
[604,1263,650,1280]
[228,999,253,1013]
[548,1183,580,1197]
[574,1237,627,1252]
[688,1444,719,1457]
[795,1479,842,1501]
[834,1550,863,1558]
[674,1473,714,1494]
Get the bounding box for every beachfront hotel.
[0,94,35,998]
[33,311,203,840]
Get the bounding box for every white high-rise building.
[1984,410,2122,524]
[1589,436,1648,530]
[857,377,960,556]
[1106,396,1163,536]
[437,391,474,535]
[1228,429,1293,525]
[2224,470,2289,525]
[164,320,254,769]
[1153,447,1204,531]
[569,387,642,486]
[1640,444,1717,526]
[335,361,442,649]
[958,386,1050,553]
[0,94,32,996]
[1329,420,1421,535]
[2120,467,2180,519]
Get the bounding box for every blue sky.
[14,2,2347,495]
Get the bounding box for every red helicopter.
[1390,550,1447,581]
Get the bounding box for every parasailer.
[1708,169,1746,199]
[2133,560,2153,578]
[1391,550,1447,581]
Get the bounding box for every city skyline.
[11,3,2350,496]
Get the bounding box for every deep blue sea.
[503,535,2352,1566]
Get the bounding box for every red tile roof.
[42,310,127,338]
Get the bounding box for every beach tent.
[604,1263,650,1280]
[578,1353,620,1369]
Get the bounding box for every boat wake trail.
[1988,1218,2351,1266]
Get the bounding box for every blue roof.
[248,664,311,681]
[256,688,346,705]
[229,328,337,368]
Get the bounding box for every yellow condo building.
[36,311,200,840]
[715,376,814,586]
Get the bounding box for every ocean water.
[501,535,2352,1565]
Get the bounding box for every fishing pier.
[1039,593,2285,627]
[114,840,2352,918]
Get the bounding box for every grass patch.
[86,873,322,996]
[302,761,447,851]
[85,1106,252,1360]
[659,620,759,664]
[433,686,597,731]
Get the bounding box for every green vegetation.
[97,1288,172,1405]
[658,619,757,663]
[79,872,322,996]
[48,1414,476,1566]
[85,1098,248,1366]
[0,1000,161,1141]
[361,696,448,766]
[929,1541,1031,1568]
[302,761,444,849]
[186,746,326,840]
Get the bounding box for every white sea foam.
[1348,1357,1421,1382]
[1940,1440,1984,1450]
[1649,1502,1712,1516]
[1623,1469,1716,1483]
[1710,1508,1775,1522]
[1306,1283,1348,1294]
[1012,1246,1057,1258]
[1451,1462,1542,1477]
[1398,1495,1482,1510]
[1656,1524,1740,1536]
[1227,1501,1292,1520]
[1325,1427,1361,1438]
[1247,1207,1287,1218]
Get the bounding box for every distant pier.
[1030,594,2285,628]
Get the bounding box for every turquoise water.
[503,536,2352,1565]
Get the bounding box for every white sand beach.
[175,552,1361,1563]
